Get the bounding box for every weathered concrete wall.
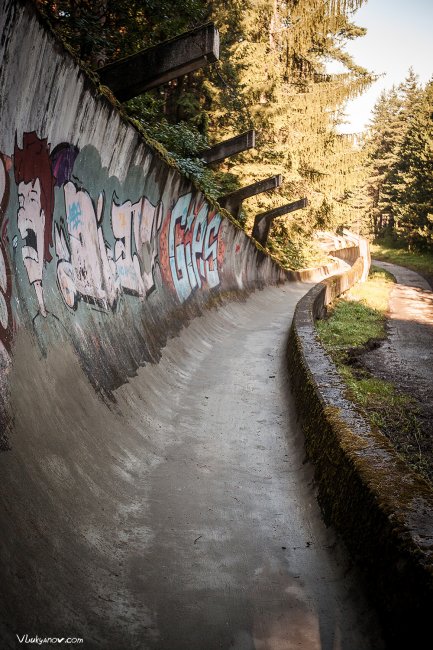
[288,257,433,648]
[316,230,370,282]
[329,244,360,267]
[0,0,293,407]
[0,1,366,409]
[337,230,370,282]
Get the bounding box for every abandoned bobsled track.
[0,284,383,649]
[0,2,385,647]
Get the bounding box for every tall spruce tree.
[363,88,404,235]
[203,0,373,266]
[35,0,372,267]
[361,69,433,250]
[393,79,433,249]
[380,69,423,233]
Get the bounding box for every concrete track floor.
[0,284,383,649]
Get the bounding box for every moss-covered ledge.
[288,257,433,649]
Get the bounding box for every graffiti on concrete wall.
[52,142,166,310]
[0,131,224,353]
[56,182,119,310]
[111,195,163,298]
[164,192,222,303]
[14,133,54,318]
[0,153,13,358]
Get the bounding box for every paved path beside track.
[0,284,383,649]
[365,260,433,403]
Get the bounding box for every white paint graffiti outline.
[111,196,163,297]
[55,183,163,309]
[55,182,119,309]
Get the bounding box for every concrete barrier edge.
[287,256,433,647]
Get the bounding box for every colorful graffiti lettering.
[112,199,143,296]
[166,193,222,303]
[111,196,163,297]
[56,183,119,310]
[1,131,224,334]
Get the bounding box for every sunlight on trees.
[361,69,433,252]
[35,0,382,268]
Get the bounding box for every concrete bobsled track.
[0,284,387,650]
[0,1,383,648]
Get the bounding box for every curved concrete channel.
[0,283,383,649]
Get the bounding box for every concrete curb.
[287,256,433,648]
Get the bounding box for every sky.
[332,0,433,133]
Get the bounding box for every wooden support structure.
[200,130,256,164]
[252,198,308,246]
[219,175,282,219]
[98,23,219,101]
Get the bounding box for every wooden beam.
[219,175,282,218]
[98,23,219,101]
[252,198,308,246]
[200,130,256,164]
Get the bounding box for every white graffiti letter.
[168,193,193,303]
[133,198,163,295]
[112,199,144,297]
[62,182,118,308]
[204,213,221,288]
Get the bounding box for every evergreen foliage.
[35,0,373,268]
[362,70,433,251]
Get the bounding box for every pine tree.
[380,69,423,233]
[204,0,373,263]
[393,79,433,250]
[360,69,432,250]
[363,88,403,236]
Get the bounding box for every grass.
[316,265,431,485]
[371,240,433,279]
[316,300,384,350]
[316,266,394,351]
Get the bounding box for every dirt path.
[364,260,433,403]
[362,260,433,482]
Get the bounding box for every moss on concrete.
[287,261,433,648]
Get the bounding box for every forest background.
[35,0,433,268]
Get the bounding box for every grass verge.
[371,240,433,285]
[316,266,432,486]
